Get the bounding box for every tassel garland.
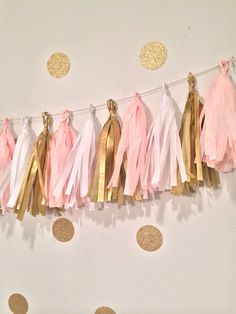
[0,60,235,218]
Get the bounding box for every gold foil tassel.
[172,73,220,195]
[88,100,125,205]
[15,112,52,220]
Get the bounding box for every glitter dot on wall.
[136,225,163,251]
[95,306,116,314]
[47,52,70,78]
[8,293,28,314]
[52,217,75,242]
[139,41,167,70]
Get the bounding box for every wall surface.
[0,1,236,313]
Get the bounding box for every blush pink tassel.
[44,110,77,208]
[200,59,236,172]
[0,118,15,213]
[108,92,147,196]
[53,105,97,208]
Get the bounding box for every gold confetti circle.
[139,41,167,70]
[95,306,116,314]
[136,225,163,251]
[47,52,70,78]
[8,293,28,314]
[52,217,75,242]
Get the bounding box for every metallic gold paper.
[136,225,163,251]
[140,41,167,70]
[88,100,124,205]
[8,293,28,314]
[172,73,220,195]
[95,306,116,314]
[47,52,70,78]
[52,217,75,242]
[15,112,52,220]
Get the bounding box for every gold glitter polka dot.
[95,306,116,314]
[8,293,28,314]
[47,52,70,78]
[52,217,75,242]
[136,225,163,251]
[139,41,167,70]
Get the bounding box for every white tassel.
[7,117,35,208]
[141,84,186,198]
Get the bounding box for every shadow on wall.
[0,170,235,249]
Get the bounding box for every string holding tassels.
[1,56,235,125]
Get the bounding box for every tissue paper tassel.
[15,112,52,220]
[141,86,187,198]
[7,117,35,208]
[44,110,76,208]
[172,73,220,195]
[0,118,15,213]
[108,93,147,197]
[53,106,97,208]
[200,59,236,172]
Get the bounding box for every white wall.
[0,1,236,313]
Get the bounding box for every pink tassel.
[44,110,77,208]
[200,59,236,172]
[53,105,97,208]
[108,92,147,196]
[0,118,15,213]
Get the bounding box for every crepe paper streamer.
[172,73,220,195]
[44,110,76,208]
[15,112,52,220]
[7,117,35,208]
[0,118,15,213]
[53,105,97,208]
[200,59,236,172]
[108,93,147,196]
[141,85,187,198]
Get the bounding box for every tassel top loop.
[89,104,96,118]
[162,83,168,95]
[2,118,11,131]
[42,112,52,130]
[61,109,71,124]
[188,72,195,91]
[107,99,117,116]
[134,91,140,99]
[22,116,31,129]
[219,60,230,76]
